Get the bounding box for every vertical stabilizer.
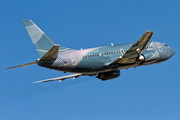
[22,19,56,57]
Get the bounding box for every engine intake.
[139,50,159,64]
[96,70,120,81]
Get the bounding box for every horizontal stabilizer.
[40,45,59,61]
[6,62,37,69]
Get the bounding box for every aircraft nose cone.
[171,48,175,56]
[169,48,175,57]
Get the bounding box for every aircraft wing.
[33,73,87,83]
[110,31,154,65]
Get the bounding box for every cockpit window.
[164,43,168,47]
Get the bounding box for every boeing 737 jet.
[7,20,175,83]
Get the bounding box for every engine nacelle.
[96,70,120,81]
[139,50,160,64]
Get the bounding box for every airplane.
[6,19,175,83]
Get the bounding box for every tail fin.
[22,19,73,58]
[6,20,72,69]
[22,19,55,57]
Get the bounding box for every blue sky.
[0,0,179,120]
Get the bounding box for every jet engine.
[138,50,159,64]
[96,70,120,81]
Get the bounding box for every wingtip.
[32,81,40,84]
[146,30,154,33]
[32,80,45,83]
